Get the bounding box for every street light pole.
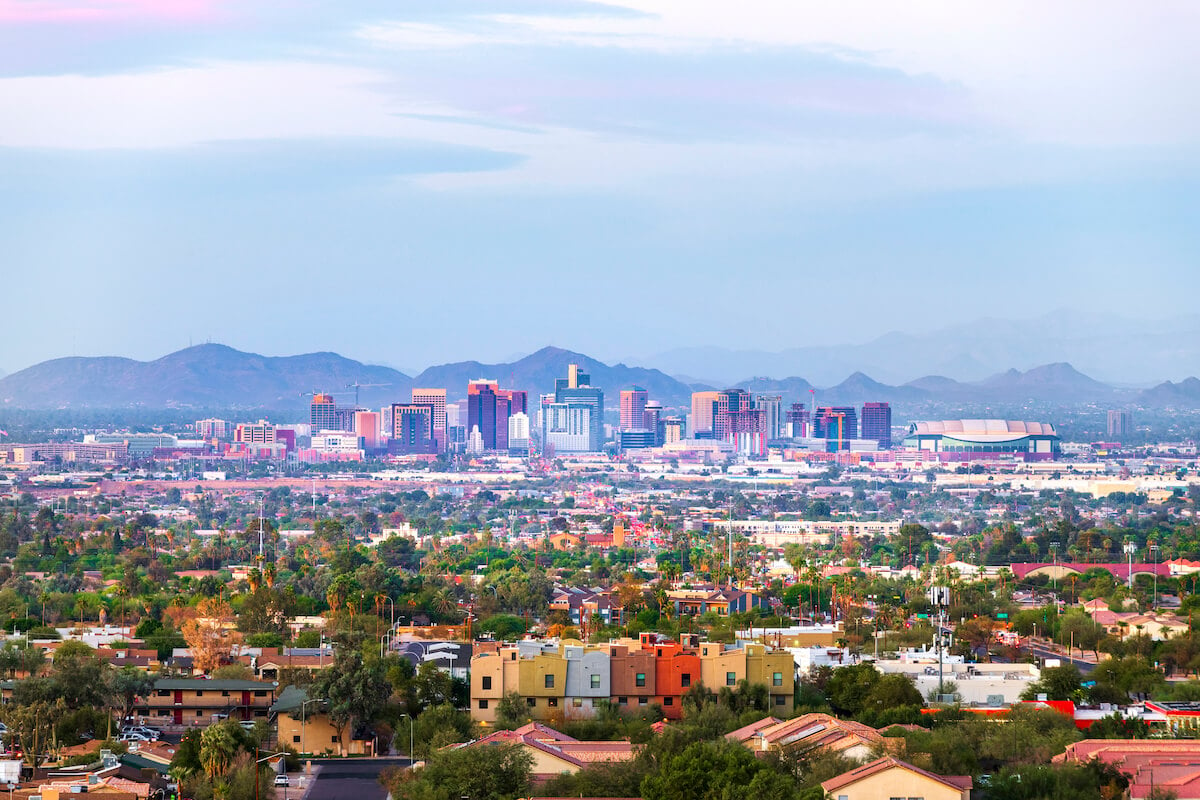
[254,751,289,800]
[1049,543,1058,592]
[399,713,414,766]
[299,698,326,758]
[1124,541,1137,590]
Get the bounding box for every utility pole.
[928,585,950,700]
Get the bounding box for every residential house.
[1055,739,1200,800]
[820,757,971,800]
[271,685,376,756]
[448,723,634,782]
[726,713,896,760]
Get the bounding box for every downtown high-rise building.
[644,402,664,445]
[508,412,531,455]
[755,395,783,440]
[543,364,604,452]
[1107,409,1132,439]
[715,389,754,439]
[814,406,858,451]
[391,403,436,454]
[354,410,381,451]
[467,380,501,451]
[690,391,720,438]
[787,403,810,438]
[310,393,355,433]
[620,387,649,431]
[860,402,892,449]
[411,388,447,452]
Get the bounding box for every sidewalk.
[287,762,321,800]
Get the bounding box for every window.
[332,736,338,744]
[664,697,673,706]
[548,698,558,708]
[195,710,202,717]
[572,698,583,708]
[293,735,301,744]
[254,690,267,697]
[527,697,537,707]
[195,691,204,697]
[774,696,786,706]
[590,674,601,689]
[222,691,231,697]
[773,672,783,687]
[726,672,737,686]
[157,690,169,697]
[636,673,646,687]
[638,697,648,705]
[544,674,555,689]
[681,673,691,687]
[618,697,627,705]
[482,676,492,690]
[478,700,488,710]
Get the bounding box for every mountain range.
[640,311,1200,386]
[3,343,1200,411]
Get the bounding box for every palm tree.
[200,722,238,798]
[433,588,458,620]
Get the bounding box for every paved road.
[302,758,411,800]
[1026,641,1098,674]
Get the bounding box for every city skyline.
[3,2,1199,374]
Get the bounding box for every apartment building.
[137,678,278,726]
[469,633,793,724]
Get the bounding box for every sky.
[2,0,1199,374]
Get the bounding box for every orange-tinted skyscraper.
[620,387,648,431]
[690,391,720,438]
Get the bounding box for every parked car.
[273,775,289,787]
[120,726,160,741]
[119,732,151,743]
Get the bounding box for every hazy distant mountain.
[0,344,413,409]
[977,362,1120,403]
[643,311,1200,385]
[1136,377,1200,408]
[820,371,933,404]
[413,346,694,407]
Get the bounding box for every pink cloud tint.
[0,0,224,24]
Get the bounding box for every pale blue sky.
[2,0,1198,374]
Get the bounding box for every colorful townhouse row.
[469,632,794,724]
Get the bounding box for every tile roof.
[821,756,971,795]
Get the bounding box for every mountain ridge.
[0,343,1175,411]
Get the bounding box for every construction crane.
[298,389,355,400]
[346,381,392,407]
